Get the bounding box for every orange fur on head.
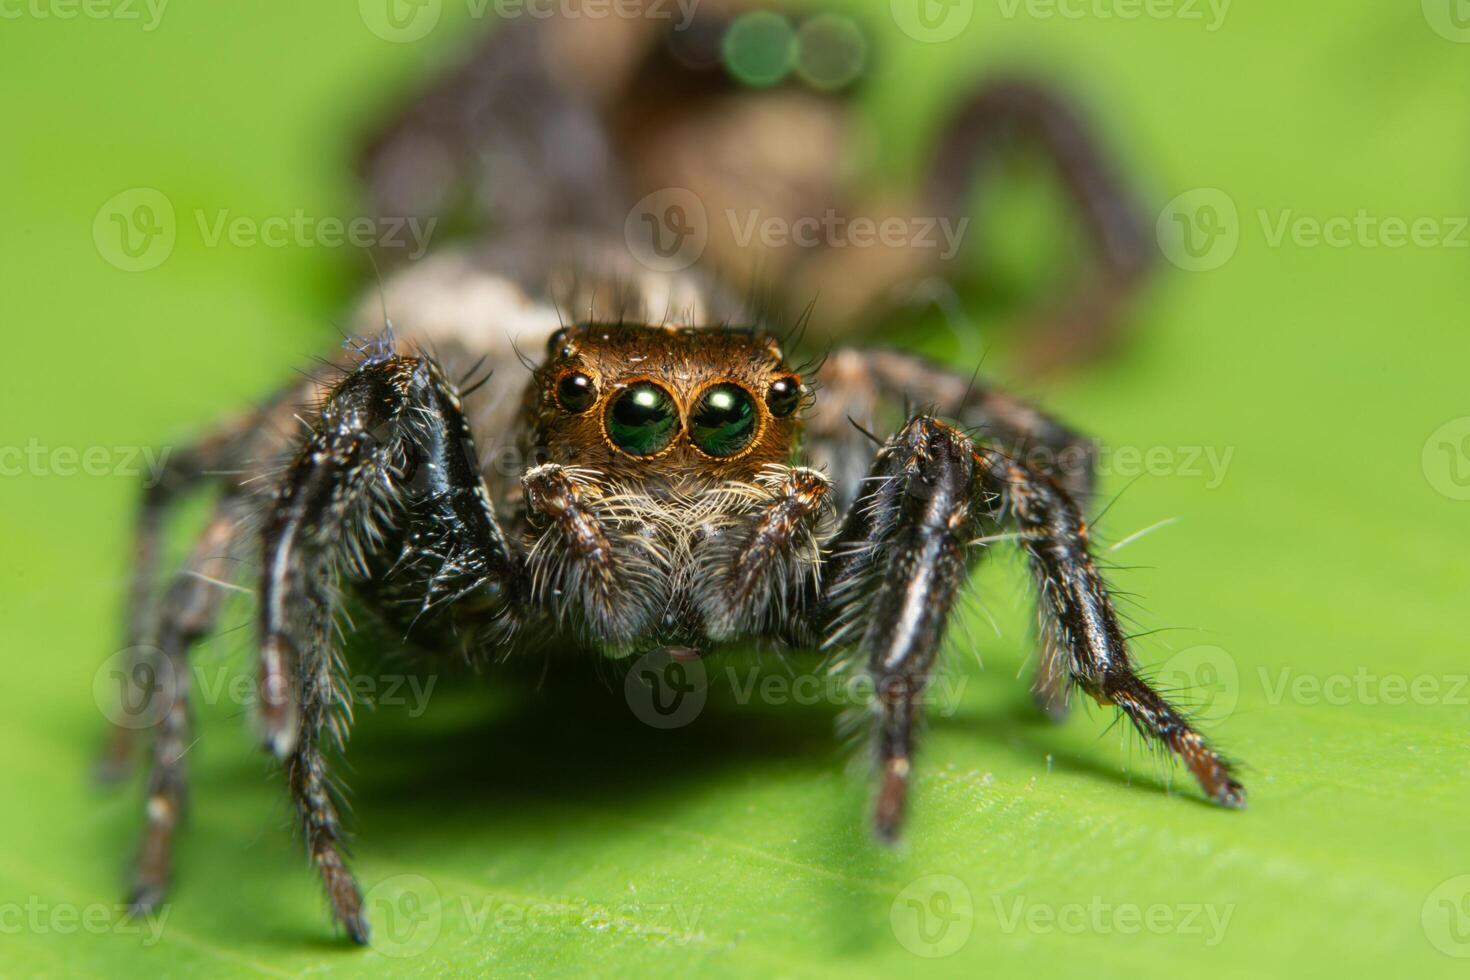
[521,322,805,487]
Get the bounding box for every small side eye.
[765,376,802,417]
[556,372,598,413]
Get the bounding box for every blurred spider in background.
[359,0,1153,371]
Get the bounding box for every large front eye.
[690,383,758,457]
[606,382,678,456]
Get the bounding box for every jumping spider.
[105,7,1243,946]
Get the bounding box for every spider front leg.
[973,447,1246,808]
[259,353,521,943]
[822,417,987,840]
[822,417,1243,841]
[809,348,1111,721]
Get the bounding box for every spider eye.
[691,383,758,457]
[765,376,801,417]
[606,382,678,456]
[556,372,598,413]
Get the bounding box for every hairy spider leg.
[819,416,1242,840]
[258,353,521,943]
[923,78,1153,372]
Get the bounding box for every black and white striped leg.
[821,417,1244,841]
[974,448,1245,808]
[808,348,1100,718]
[822,417,986,841]
[258,354,520,943]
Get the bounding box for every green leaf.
[0,3,1465,978]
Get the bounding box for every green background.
[2,1,1467,977]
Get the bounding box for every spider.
[357,3,1154,372]
[103,5,1241,946]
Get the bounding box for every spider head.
[526,323,807,485]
